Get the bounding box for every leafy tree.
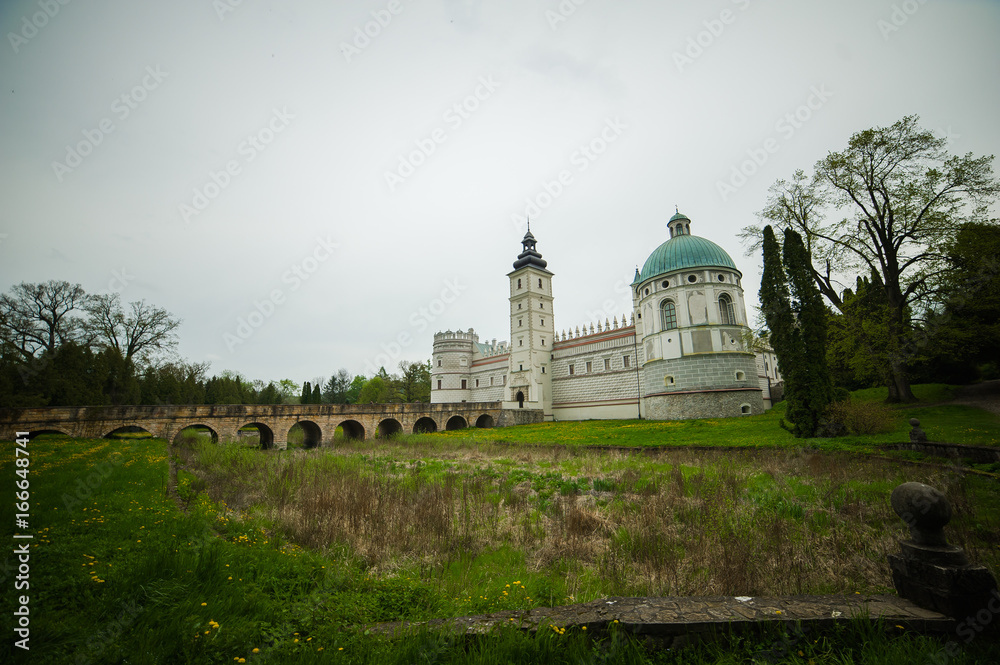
[0,280,88,360]
[311,383,321,404]
[301,381,312,404]
[912,223,1000,381]
[358,375,397,403]
[257,382,282,404]
[138,360,208,405]
[83,294,180,404]
[345,375,365,404]
[277,379,299,404]
[826,274,895,390]
[323,369,352,404]
[743,116,1000,401]
[397,360,431,403]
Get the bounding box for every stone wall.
[643,353,759,396]
[643,388,765,420]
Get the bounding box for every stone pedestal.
[908,418,928,443]
[888,482,998,623]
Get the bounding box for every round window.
[687,275,697,283]
[718,274,726,282]
[661,280,669,288]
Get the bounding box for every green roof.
[637,234,738,283]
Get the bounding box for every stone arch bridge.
[0,402,542,449]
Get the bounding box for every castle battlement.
[433,328,479,343]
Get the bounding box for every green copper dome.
[637,234,738,283]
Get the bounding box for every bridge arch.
[290,420,322,449]
[376,418,402,438]
[446,415,467,431]
[104,425,153,439]
[238,422,275,449]
[26,429,71,440]
[173,424,220,445]
[413,417,438,434]
[475,414,495,429]
[337,420,365,441]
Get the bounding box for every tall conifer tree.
[783,229,833,435]
[759,226,806,434]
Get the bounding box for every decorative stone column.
[888,481,999,622]
[909,418,928,443]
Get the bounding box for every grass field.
[2,386,999,663]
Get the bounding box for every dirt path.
[952,380,1000,417]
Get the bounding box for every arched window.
[719,294,736,325]
[660,300,677,330]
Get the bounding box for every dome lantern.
[668,207,691,238]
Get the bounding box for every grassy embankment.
[1,384,998,663]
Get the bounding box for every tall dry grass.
[180,439,987,598]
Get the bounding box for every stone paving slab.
[371,594,954,638]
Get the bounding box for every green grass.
[3,383,999,664]
[421,395,1000,449]
[2,429,995,665]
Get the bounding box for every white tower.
[504,227,554,419]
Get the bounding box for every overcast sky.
[3,0,999,386]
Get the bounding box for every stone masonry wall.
[643,388,765,420]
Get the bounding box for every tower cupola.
[513,224,548,270]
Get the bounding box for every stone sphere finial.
[891,482,952,547]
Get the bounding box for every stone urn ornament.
[888,482,998,622]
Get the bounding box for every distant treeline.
[0,280,430,407]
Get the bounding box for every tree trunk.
[886,357,917,403]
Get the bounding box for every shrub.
[824,400,896,436]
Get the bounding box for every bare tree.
[0,280,88,360]
[84,293,181,365]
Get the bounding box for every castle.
[430,211,782,421]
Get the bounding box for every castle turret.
[430,328,477,403]
[505,227,554,419]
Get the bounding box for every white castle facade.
[431,211,782,421]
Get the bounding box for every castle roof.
[635,212,738,283]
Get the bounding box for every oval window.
[661,280,669,288]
